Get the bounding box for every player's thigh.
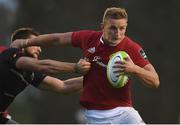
[85,117,112,124]
[112,109,144,124]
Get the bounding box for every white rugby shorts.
[83,107,145,124]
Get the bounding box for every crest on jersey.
[88,47,95,54]
[139,49,148,60]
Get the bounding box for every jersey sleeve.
[31,73,47,87]
[129,42,149,68]
[71,30,93,49]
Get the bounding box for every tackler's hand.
[75,59,91,75]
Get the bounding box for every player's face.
[25,35,41,59]
[102,18,127,46]
[25,46,41,59]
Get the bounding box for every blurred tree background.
[0,0,180,123]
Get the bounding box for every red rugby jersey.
[72,30,149,110]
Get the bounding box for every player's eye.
[109,26,117,31]
[119,26,126,31]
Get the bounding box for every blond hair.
[102,7,128,24]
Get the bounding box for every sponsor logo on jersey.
[92,56,101,62]
[92,56,107,68]
[139,49,148,60]
[88,47,95,54]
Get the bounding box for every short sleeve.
[30,72,47,87]
[71,30,94,49]
[129,42,149,68]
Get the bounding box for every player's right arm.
[39,76,83,94]
[15,57,91,75]
[10,32,73,48]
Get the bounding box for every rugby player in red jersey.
[11,7,160,124]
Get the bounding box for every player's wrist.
[74,63,84,74]
[131,65,141,74]
[74,63,79,73]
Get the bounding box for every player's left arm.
[132,63,159,88]
[123,57,160,88]
[38,76,83,94]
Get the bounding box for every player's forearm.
[39,76,64,92]
[62,76,83,94]
[133,65,160,88]
[38,59,76,74]
[24,32,72,48]
[41,76,83,94]
[10,32,73,48]
[25,34,61,47]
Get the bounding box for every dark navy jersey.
[0,48,46,112]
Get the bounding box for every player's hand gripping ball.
[107,51,129,88]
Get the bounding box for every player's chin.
[110,40,119,45]
[114,37,121,41]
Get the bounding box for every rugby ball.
[107,51,129,88]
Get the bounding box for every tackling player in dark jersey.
[0,28,91,124]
